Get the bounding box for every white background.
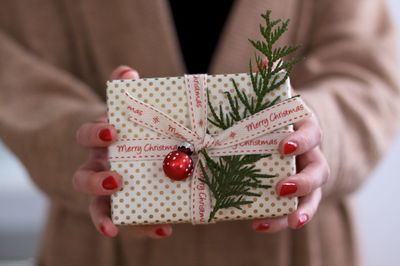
[0,0,400,265]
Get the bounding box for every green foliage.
[208,10,300,129]
[199,151,276,222]
[201,10,300,222]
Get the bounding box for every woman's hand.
[72,65,172,238]
[252,111,330,232]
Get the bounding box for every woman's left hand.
[252,111,330,232]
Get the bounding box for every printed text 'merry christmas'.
[244,103,305,131]
[117,143,178,154]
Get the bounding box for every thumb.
[109,65,140,80]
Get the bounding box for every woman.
[0,0,399,265]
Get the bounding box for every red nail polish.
[102,176,118,190]
[297,214,309,229]
[100,224,107,235]
[279,182,297,196]
[118,68,134,79]
[155,228,168,237]
[283,141,297,155]
[256,223,270,231]
[99,128,112,142]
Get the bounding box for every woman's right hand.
[72,65,172,238]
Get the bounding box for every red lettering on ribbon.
[144,144,178,152]
[193,76,202,108]
[245,117,270,132]
[239,138,278,146]
[117,144,143,154]
[168,125,186,140]
[196,181,207,223]
[127,106,143,116]
[270,104,304,122]
[116,143,178,155]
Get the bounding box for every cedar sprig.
[208,10,300,129]
[200,10,300,222]
[199,151,276,222]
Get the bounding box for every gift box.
[107,72,311,225]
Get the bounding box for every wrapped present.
[106,72,311,225]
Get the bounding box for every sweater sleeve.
[293,0,400,199]
[0,29,106,214]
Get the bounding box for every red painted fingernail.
[283,141,297,155]
[102,176,118,190]
[155,228,168,237]
[118,68,134,79]
[297,214,309,229]
[100,224,107,235]
[279,182,297,196]
[256,223,270,231]
[99,128,112,142]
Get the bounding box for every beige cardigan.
[1,0,399,265]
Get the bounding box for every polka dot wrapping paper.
[107,73,297,225]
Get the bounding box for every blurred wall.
[0,143,47,260]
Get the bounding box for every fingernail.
[100,224,107,235]
[99,128,112,142]
[283,141,297,155]
[261,58,269,70]
[119,69,138,79]
[102,176,118,190]
[297,214,309,229]
[118,68,133,78]
[279,182,297,196]
[155,227,168,237]
[256,223,270,231]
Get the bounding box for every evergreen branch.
[199,150,275,222]
[202,10,300,222]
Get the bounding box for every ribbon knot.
[194,133,215,151]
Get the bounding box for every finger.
[77,65,140,148]
[252,216,288,234]
[90,147,109,160]
[90,196,119,237]
[109,65,140,80]
[130,224,173,239]
[287,188,322,229]
[72,160,122,195]
[76,122,117,148]
[276,148,329,197]
[93,116,107,123]
[256,58,279,71]
[90,197,172,239]
[279,116,322,156]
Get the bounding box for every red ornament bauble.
[163,144,194,181]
